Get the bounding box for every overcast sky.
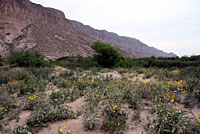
[31,0,200,56]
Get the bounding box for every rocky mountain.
[0,0,95,60]
[0,0,176,60]
[71,20,176,58]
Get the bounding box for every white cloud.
[31,0,200,56]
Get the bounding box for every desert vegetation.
[8,51,49,68]
[0,45,199,134]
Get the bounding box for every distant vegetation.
[8,51,49,67]
[55,55,200,70]
[124,56,200,68]
[54,41,200,69]
[3,42,199,69]
[55,56,100,69]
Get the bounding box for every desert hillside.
[0,0,176,60]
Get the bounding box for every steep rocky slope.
[0,0,176,60]
[13,22,95,60]
[0,0,95,60]
[71,20,176,57]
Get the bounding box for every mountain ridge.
[0,0,176,60]
[71,20,176,58]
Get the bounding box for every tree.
[92,41,125,68]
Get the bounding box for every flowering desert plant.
[27,101,76,127]
[147,103,200,134]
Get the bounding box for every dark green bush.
[92,41,125,68]
[8,51,49,67]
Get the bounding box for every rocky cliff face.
[0,0,71,40]
[0,0,72,27]
[71,20,176,58]
[0,0,94,60]
[0,0,176,60]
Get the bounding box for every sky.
[31,0,200,57]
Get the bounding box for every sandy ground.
[38,97,88,134]
[39,96,148,134]
[98,71,122,79]
[38,116,103,134]
[5,110,31,129]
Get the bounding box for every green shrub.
[92,41,125,68]
[8,51,49,67]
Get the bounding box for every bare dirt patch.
[130,74,154,82]
[98,71,122,79]
[39,97,88,134]
[67,97,86,111]
[51,66,68,77]
[39,115,103,134]
[5,110,31,129]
